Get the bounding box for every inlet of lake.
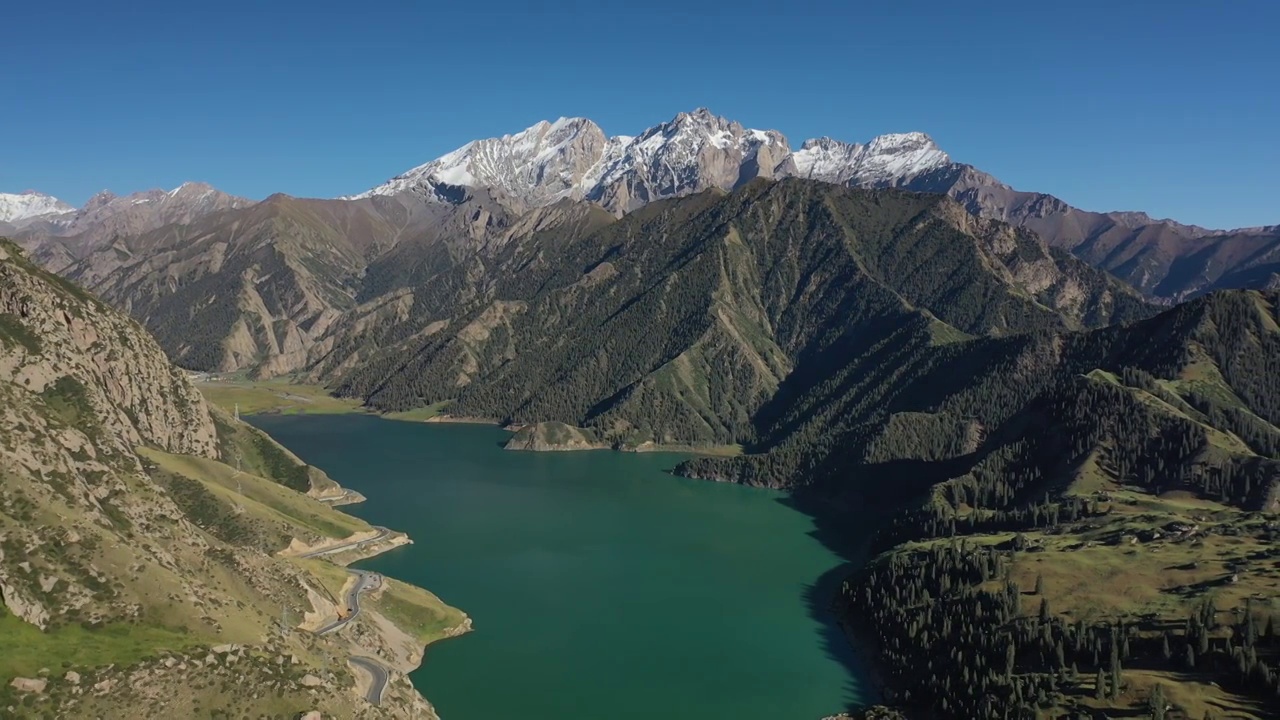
[250,414,872,720]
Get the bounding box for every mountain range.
[4,107,1280,719]
[1,108,1273,384]
[9,108,1279,304]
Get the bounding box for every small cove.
[251,414,873,719]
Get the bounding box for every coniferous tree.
[1151,684,1167,720]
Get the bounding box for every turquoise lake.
[250,414,871,719]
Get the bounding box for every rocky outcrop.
[10,677,47,694]
[504,422,605,451]
[0,574,52,629]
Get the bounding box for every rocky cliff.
[0,240,218,463]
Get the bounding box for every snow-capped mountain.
[350,108,1279,301]
[0,191,75,225]
[352,108,947,213]
[582,108,793,212]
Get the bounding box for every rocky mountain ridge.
[10,110,1278,304]
[6,182,252,271]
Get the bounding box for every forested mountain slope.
[684,289,1280,494]
[322,179,1152,447]
[730,288,1280,719]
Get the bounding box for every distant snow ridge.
[0,182,251,247]
[351,108,946,212]
[0,191,74,224]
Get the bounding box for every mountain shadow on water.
[774,470,945,713]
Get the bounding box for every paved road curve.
[349,656,390,704]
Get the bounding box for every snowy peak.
[792,131,949,187]
[0,190,75,224]
[583,109,793,212]
[354,110,954,213]
[354,116,609,207]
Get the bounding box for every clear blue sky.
[3,0,1276,229]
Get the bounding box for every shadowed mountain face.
[682,287,1280,498]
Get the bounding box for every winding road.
[317,570,381,635]
[300,528,395,705]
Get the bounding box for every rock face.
[0,239,466,718]
[355,117,610,211]
[0,240,218,627]
[583,109,793,213]
[790,133,950,187]
[45,189,521,376]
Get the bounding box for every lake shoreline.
[202,381,744,456]
[243,413,473,714]
[250,413,870,719]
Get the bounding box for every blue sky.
[3,0,1276,229]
